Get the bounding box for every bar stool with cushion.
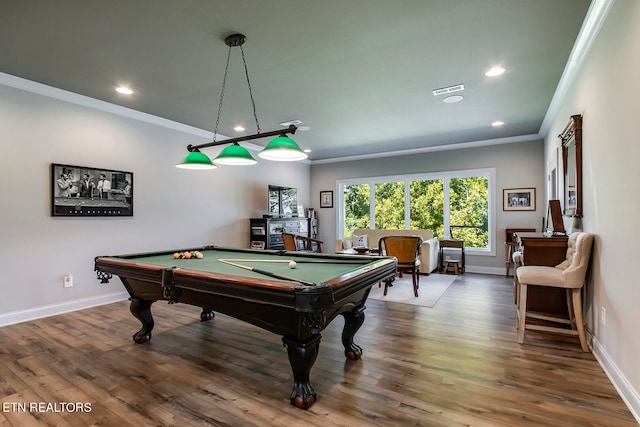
[504,227,536,277]
[379,236,422,297]
[516,232,594,352]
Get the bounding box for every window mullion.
[404,180,410,229]
[369,181,375,230]
[443,177,451,239]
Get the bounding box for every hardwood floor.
[0,274,636,426]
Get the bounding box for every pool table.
[94,245,396,409]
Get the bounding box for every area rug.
[367,273,457,308]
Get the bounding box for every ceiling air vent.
[432,84,465,96]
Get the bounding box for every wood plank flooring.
[0,273,636,426]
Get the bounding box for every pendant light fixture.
[176,33,307,169]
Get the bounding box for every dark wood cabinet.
[516,232,569,315]
[250,218,311,250]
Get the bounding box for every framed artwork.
[567,185,577,209]
[320,191,333,208]
[51,163,133,217]
[503,187,535,211]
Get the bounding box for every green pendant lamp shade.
[258,135,308,161]
[175,150,217,169]
[175,35,308,169]
[213,143,257,165]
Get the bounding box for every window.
[338,168,494,254]
[343,183,370,237]
[375,181,404,229]
[409,178,444,238]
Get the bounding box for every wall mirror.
[559,114,583,217]
[268,185,298,217]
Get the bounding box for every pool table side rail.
[94,256,310,292]
[95,254,395,288]
[97,245,379,263]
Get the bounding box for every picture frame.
[503,187,535,211]
[566,185,577,210]
[51,163,133,217]
[320,190,333,208]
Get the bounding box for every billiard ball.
[173,252,180,259]
[289,261,297,269]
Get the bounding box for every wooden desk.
[515,232,569,315]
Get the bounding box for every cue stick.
[218,258,366,264]
[218,259,317,286]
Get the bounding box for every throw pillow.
[352,234,368,248]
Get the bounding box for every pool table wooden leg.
[282,335,321,409]
[200,308,215,321]
[129,298,154,344]
[341,304,365,360]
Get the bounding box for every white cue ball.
[289,261,297,269]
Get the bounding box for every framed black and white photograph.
[51,163,133,217]
[320,190,333,208]
[503,187,535,211]
[567,185,577,210]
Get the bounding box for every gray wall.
[310,140,545,274]
[541,0,640,418]
[0,80,310,324]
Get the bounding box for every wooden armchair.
[282,233,324,253]
[281,233,298,251]
[379,236,422,297]
[294,235,324,253]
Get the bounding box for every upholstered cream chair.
[515,232,594,352]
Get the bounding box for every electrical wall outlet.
[63,274,73,288]
[601,306,606,326]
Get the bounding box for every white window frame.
[336,168,496,256]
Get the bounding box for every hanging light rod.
[186,124,297,152]
[176,33,307,169]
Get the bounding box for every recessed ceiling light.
[443,95,463,103]
[303,149,311,153]
[115,86,133,95]
[234,125,245,131]
[485,66,505,77]
[492,120,505,127]
[297,126,311,131]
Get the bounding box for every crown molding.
[539,0,615,136]
[310,134,541,165]
[0,72,215,139]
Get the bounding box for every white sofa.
[336,229,439,274]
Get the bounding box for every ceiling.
[0,0,592,161]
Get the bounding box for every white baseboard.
[465,266,505,275]
[590,335,640,424]
[0,291,129,327]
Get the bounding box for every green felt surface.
[118,248,372,285]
